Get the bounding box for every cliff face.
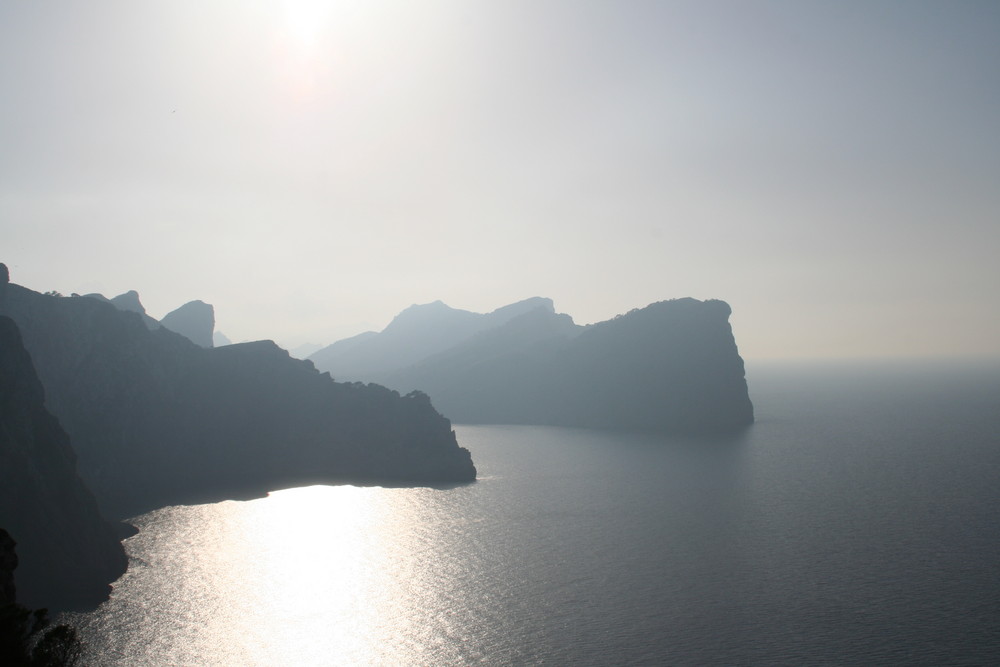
[0,317,127,610]
[326,298,754,435]
[0,529,15,607]
[0,277,475,519]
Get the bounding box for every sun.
[282,0,330,51]
[272,0,337,101]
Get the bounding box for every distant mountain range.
[310,297,557,380]
[310,297,754,434]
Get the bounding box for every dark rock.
[0,279,475,520]
[0,529,15,606]
[0,317,127,610]
[159,300,215,347]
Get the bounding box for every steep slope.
[0,316,127,610]
[0,270,475,519]
[0,529,14,606]
[309,297,554,382]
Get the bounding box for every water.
[66,361,1000,665]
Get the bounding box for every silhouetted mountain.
[110,290,161,331]
[160,300,215,348]
[0,315,127,610]
[0,269,475,519]
[309,297,556,381]
[213,330,233,347]
[85,290,161,330]
[389,304,582,387]
[320,298,754,435]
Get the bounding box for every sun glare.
[282,0,330,51]
[272,0,339,101]
[227,485,402,664]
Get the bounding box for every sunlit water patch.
[68,483,500,666]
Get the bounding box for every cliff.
[0,530,14,607]
[323,298,754,435]
[0,316,127,610]
[0,270,475,519]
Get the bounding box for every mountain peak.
[110,290,146,315]
[160,300,215,348]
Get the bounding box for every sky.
[1,0,998,360]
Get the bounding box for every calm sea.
[65,361,1000,666]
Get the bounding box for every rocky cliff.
[0,316,127,609]
[323,297,754,435]
[0,269,475,519]
[0,530,15,607]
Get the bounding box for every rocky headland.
[312,297,754,434]
[0,266,475,523]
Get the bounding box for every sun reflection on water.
[70,484,458,666]
[224,485,405,665]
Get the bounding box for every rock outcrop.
[0,270,475,520]
[317,297,754,435]
[85,290,161,330]
[0,316,127,610]
[160,300,215,348]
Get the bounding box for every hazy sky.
[2,1,998,359]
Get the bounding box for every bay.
[66,360,1000,665]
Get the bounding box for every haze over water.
[67,361,1000,665]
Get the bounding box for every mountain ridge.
[0,269,476,520]
[309,296,555,381]
[312,296,753,434]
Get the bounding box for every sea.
[64,360,1000,666]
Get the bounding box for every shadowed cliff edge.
[0,529,84,664]
[0,313,127,610]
